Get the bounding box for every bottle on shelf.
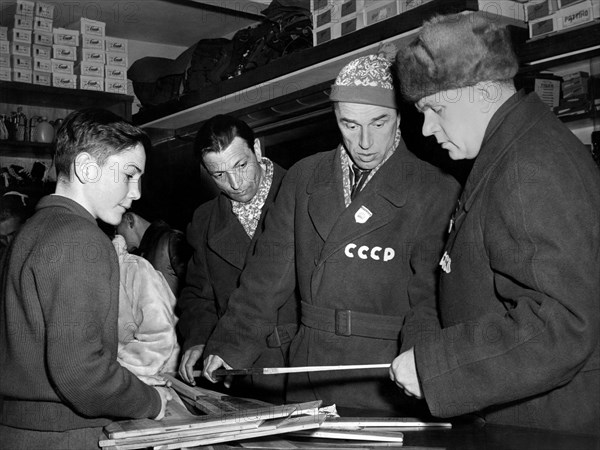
[15,107,27,142]
[29,116,40,142]
[34,117,55,143]
[0,115,9,140]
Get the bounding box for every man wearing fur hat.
[201,51,459,414]
[391,13,600,434]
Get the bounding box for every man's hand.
[202,354,233,388]
[178,344,205,385]
[389,347,424,399]
[152,386,174,421]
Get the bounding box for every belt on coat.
[266,324,297,348]
[300,301,402,340]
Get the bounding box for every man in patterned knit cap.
[201,50,460,414]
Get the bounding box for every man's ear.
[477,81,502,114]
[253,138,262,160]
[73,153,98,184]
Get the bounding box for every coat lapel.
[307,149,346,241]
[207,194,250,270]
[316,142,409,263]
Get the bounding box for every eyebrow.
[125,163,143,175]
[341,114,390,124]
[209,157,247,174]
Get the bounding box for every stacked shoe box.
[0,26,9,81]
[32,1,54,85]
[527,0,599,39]
[7,0,37,84]
[78,18,105,92]
[104,36,128,94]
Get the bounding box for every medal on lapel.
[440,251,451,273]
[355,205,372,224]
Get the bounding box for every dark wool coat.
[411,92,600,434]
[0,196,161,432]
[177,163,298,402]
[206,141,460,414]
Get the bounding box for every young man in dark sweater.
[0,108,171,449]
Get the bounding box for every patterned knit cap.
[329,52,397,109]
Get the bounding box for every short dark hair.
[194,114,255,163]
[54,108,150,178]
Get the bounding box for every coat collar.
[307,141,409,251]
[207,164,285,270]
[461,91,546,213]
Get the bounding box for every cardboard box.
[52,73,77,89]
[17,0,35,16]
[53,44,77,61]
[82,35,104,50]
[365,0,398,25]
[0,41,9,55]
[33,70,51,86]
[11,42,31,56]
[35,2,55,19]
[556,0,598,31]
[80,18,106,37]
[0,27,7,40]
[340,13,365,36]
[535,77,561,108]
[80,75,104,91]
[13,68,32,83]
[0,54,10,68]
[33,44,51,59]
[80,48,106,64]
[106,52,127,67]
[51,58,74,74]
[53,28,80,46]
[105,79,128,94]
[403,0,434,11]
[11,28,32,44]
[340,0,365,18]
[0,67,11,81]
[33,57,51,72]
[105,36,127,53]
[526,0,558,22]
[78,61,104,77]
[311,0,329,12]
[33,31,53,46]
[14,14,34,30]
[528,15,558,38]
[33,16,53,33]
[314,24,334,45]
[11,55,32,70]
[105,65,126,80]
[558,0,587,8]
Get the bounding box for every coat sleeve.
[401,172,460,351]
[204,163,300,368]
[177,207,220,352]
[43,226,161,420]
[417,148,600,417]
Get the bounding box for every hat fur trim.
[397,13,519,102]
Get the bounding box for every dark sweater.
[0,195,161,431]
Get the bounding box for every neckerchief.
[231,157,273,238]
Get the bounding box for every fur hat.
[396,13,519,102]
[329,44,398,109]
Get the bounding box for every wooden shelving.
[134,0,530,134]
[515,22,600,74]
[0,140,54,159]
[0,81,134,121]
